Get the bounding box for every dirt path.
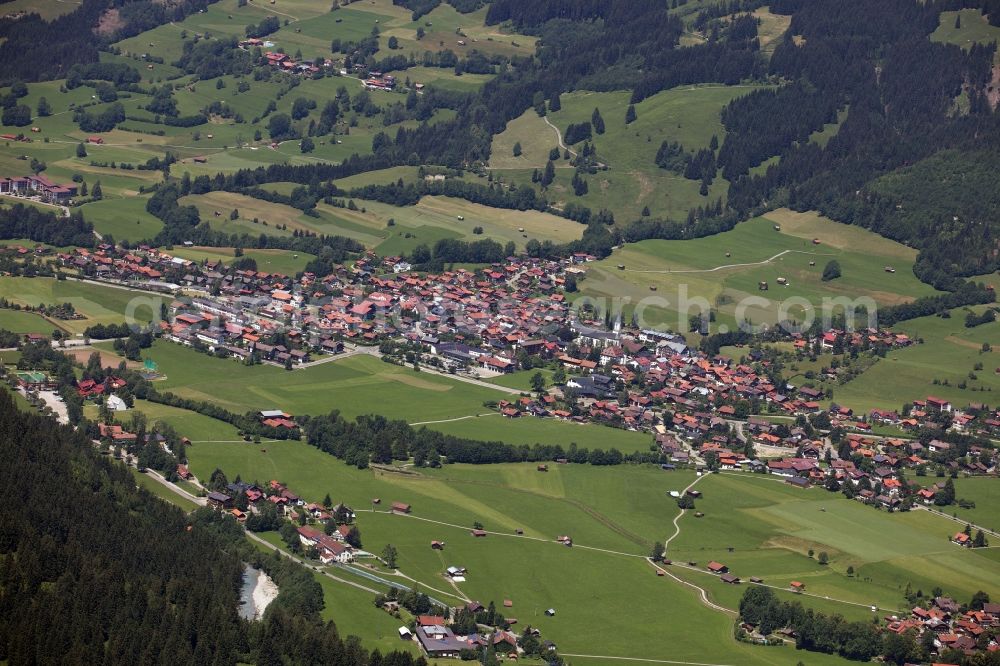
[409,413,499,426]
[628,249,836,275]
[543,115,577,158]
[664,473,707,548]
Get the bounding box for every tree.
[552,365,566,384]
[591,107,605,134]
[549,92,561,112]
[625,104,636,124]
[346,525,362,548]
[268,113,293,140]
[91,181,103,200]
[10,81,27,98]
[541,159,555,187]
[955,13,961,29]
[2,104,31,127]
[822,260,842,281]
[381,543,398,568]
[530,372,545,393]
[935,477,955,506]
[416,26,425,39]
[846,565,854,576]
[973,529,987,548]
[970,590,990,610]
[387,35,399,49]
[650,541,665,562]
[818,551,829,565]
[76,143,87,158]
[300,136,315,153]
[322,493,332,508]
[36,97,51,117]
[512,141,522,157]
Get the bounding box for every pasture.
[577,210,938,331]
[166,246,315,275]
[183,435,956,665]
[0,308,58,335]
[0,277,158,335]
[137,340,653,451]
[81,197,163,242]
[304,195,585,255]
[932,9,1000,57]
[834,303,1000,413]
[666,472,1000,619]
[489,85,758,221]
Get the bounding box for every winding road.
[626,249,837,275]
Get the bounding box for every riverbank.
[240,565,279,620]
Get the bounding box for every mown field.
[668,473,1000,618]
[0,277,158,335]
[490,85,760,222]
[182,430,989,665]
[576,209,938,331]
[132,340,654,452]
[932,9,1000,58]
[0,308,58,335]
[835,303,999,413]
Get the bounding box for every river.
[239,564,278,621]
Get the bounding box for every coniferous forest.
[0,393,425,666]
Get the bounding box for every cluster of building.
[405,615,522,659]
[886,597,1000,658]
[56,245,1000,462]
[237,39,334,76]
[0,174,77,203]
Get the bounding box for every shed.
[471,529,487,537]
[398,626,412,639]
[544,608,556,616]
[391,501,411,513]
[720,573,741,584]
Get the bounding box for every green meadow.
[135,340,653,452]
[0,308,58,335]
[184,434,956,665]
[835,303,1000,413]
[490,85,759,222]
[0,277,158,335]
[577,209,938,331]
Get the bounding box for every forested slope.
[0,393,425,666]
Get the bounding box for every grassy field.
[166,246,315,275]
[0,308,58,335]
[301,194,584,255]
[183,435,963,665]
[132,468,201,511]
[0,277,158,336]
[489,85,760,222]
[577,209,938,331]
[932,9,1000,57]
[81,196,164,242]
[946,477,1000,532]
[835,303,1000,412]
[138,340,654,451]
[667,472,1000,618]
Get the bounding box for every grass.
[489,85,761,222]
[80,196,163,242]
[834,303,1000,413]
[165,246,315,275]
[132,468,200,511]
[305,195,584,254]
[932,9,1000,59]
[0,277,158,336]
[138,340,654,451]
[0,308,57,334]
[184,435,936,665]
[946,477,1000,532]
[577,209,938,331]
[668,472,1000,616]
